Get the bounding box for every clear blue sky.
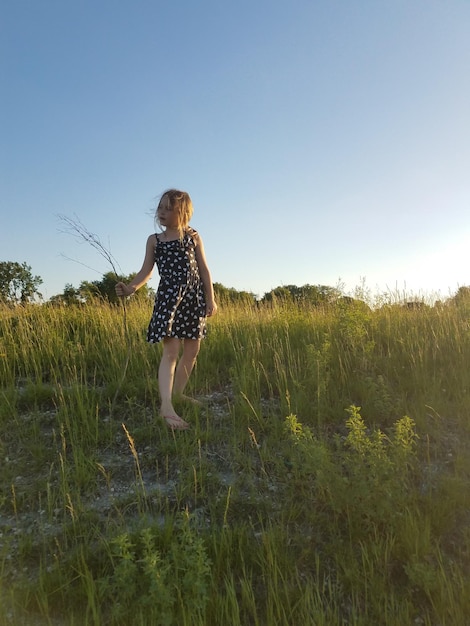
[1,0,469,302]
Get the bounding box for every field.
[1,295,469,625]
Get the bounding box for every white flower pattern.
[147,231,207,343]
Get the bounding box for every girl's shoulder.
[186,227,200,244]
[147,233,159,245]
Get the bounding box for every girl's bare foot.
[162,414,190,430]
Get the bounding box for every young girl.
[115,189,217,430]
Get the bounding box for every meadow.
[0,294,469,625]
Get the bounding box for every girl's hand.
[206,300,217,317]
[115,282,135,298]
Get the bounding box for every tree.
[213,282,256,305]
[451,286,470,306]
[262,286,293,303]
[446,286,470,314]
[0,261,43,304]
[79,271,154,304]
[48,283,82,306]
[262,284,341,305]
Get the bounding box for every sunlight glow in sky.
[1,0,469,302]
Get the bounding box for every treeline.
[0,262,153,306]
[214,283,344,306]
[1,260,470,309]
[49,272,154,305]
[48,279,346,307]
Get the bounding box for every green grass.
[1,296,469,625]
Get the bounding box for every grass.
[0,295,470,625]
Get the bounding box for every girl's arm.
[194,234,217,316]
[115,234,156,297]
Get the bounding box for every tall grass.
[1,296,469,625]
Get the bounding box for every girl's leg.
[173,338,201,398]
[158,337,189,429]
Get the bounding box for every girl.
[115,189,217,430]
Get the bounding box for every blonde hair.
[156,189,194,238]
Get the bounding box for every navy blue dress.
[147,230,207,343]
